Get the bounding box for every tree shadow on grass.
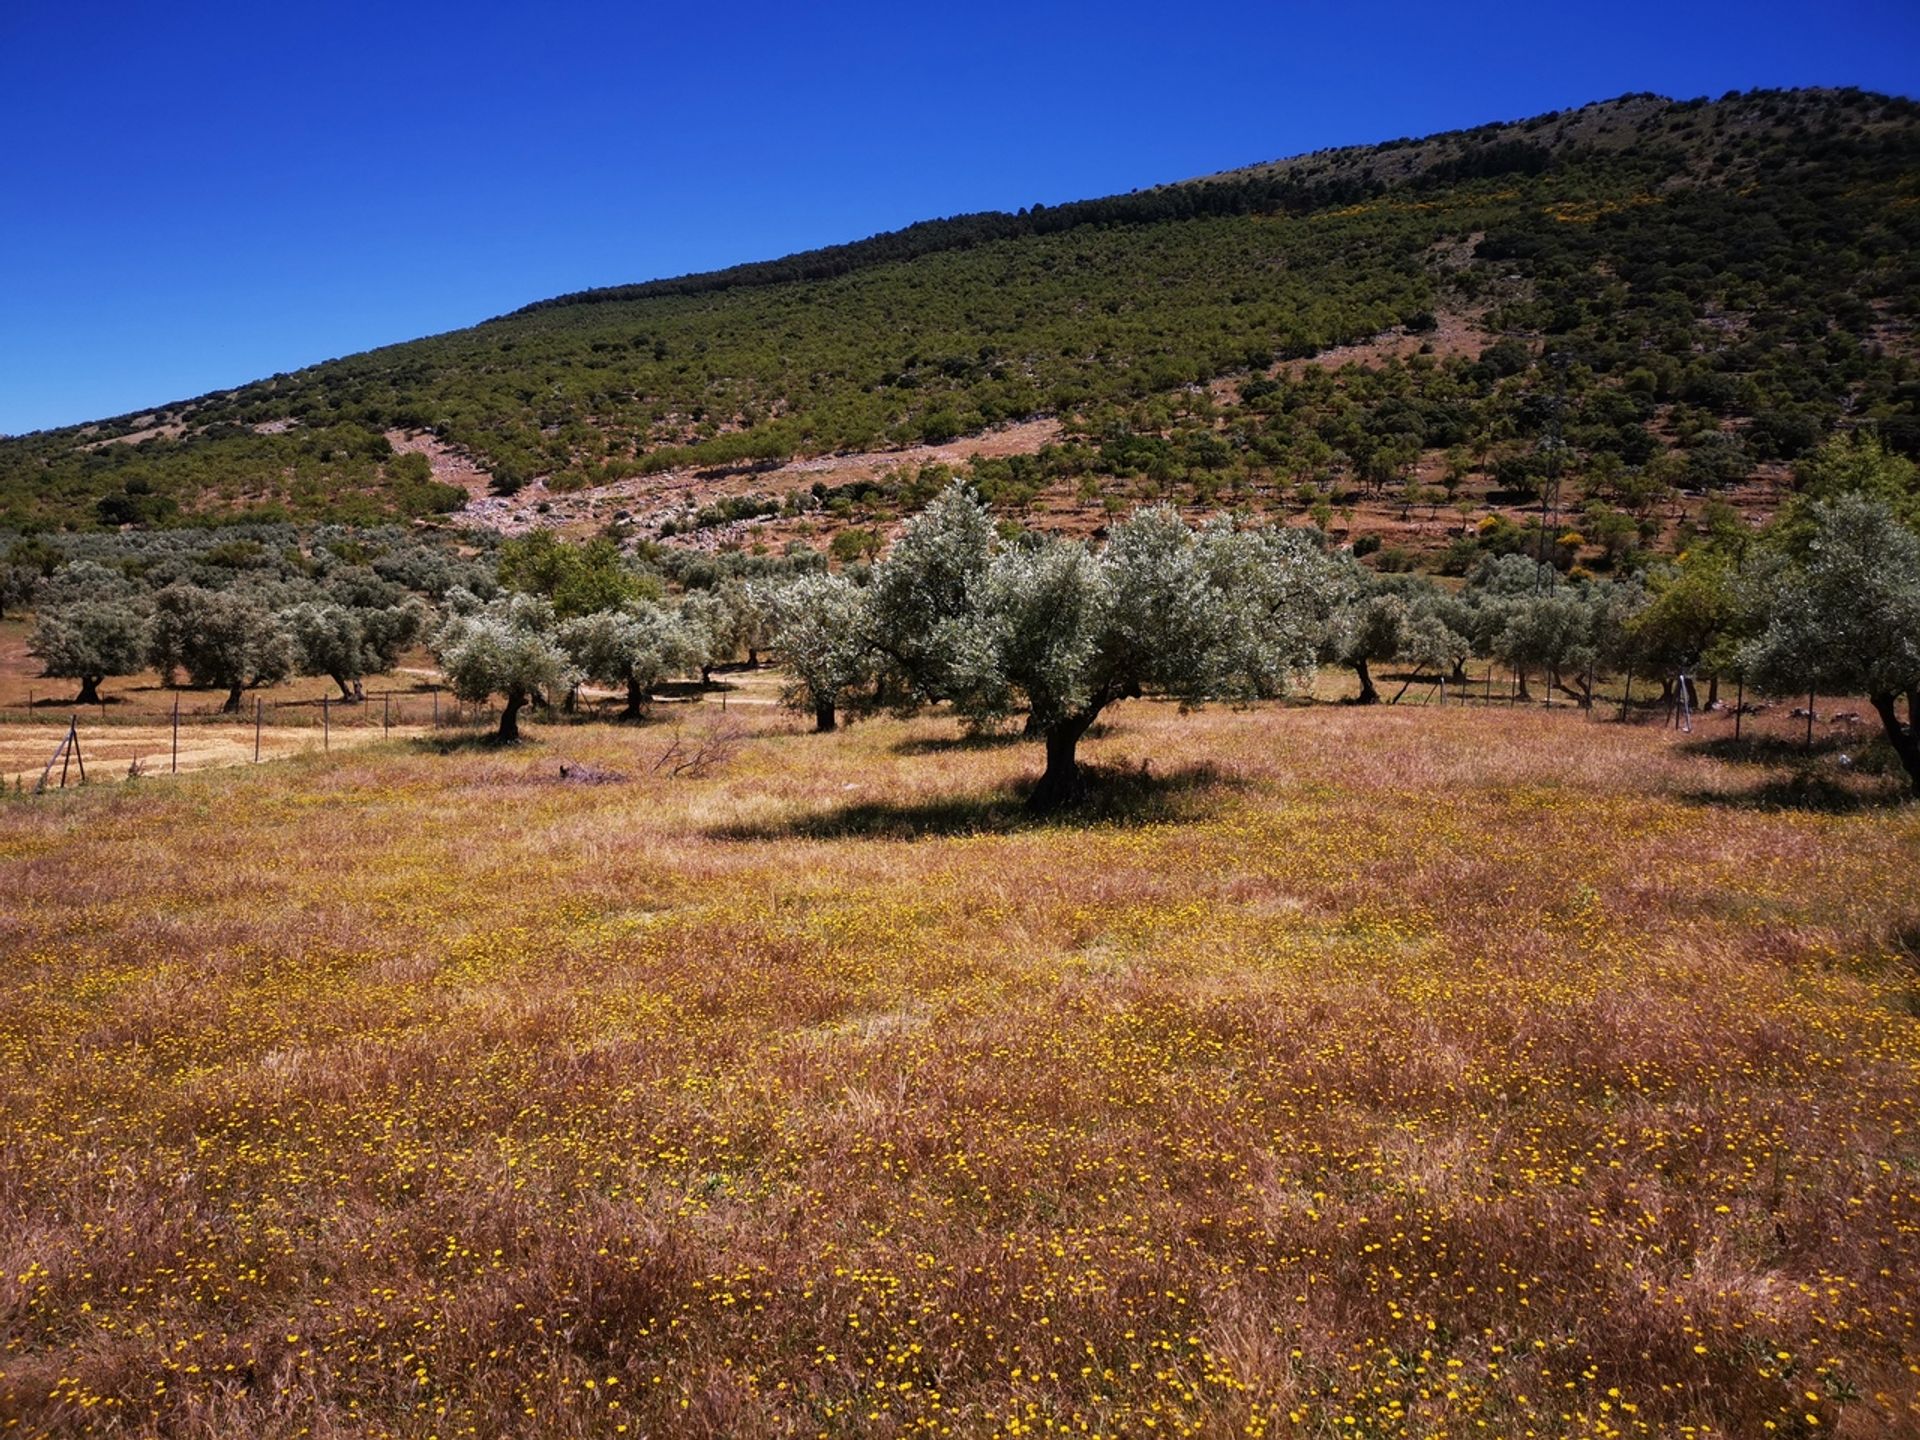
[1678,732,1915,812]
[408,730,525,755]
[1681,733,1862,766]
[890,729,1030,756]
[1679,771,1914,815]
[713,761,1240,842]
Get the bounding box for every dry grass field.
[2,691,1917,1438]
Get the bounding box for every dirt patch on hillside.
[455,418,1063,546]
[388,430,497,501]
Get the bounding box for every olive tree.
[1326,590,1408,704]
[764,573,872,732]
[866,484,1337,810]
[431,590,577,741]
[148,584,296,713]
[559,601,695,719]
[282,598,427,701]
[1740,496,1920,794]
[29,601,149,704]
[1495,590,1601,706]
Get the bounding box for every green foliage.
[7,90,1909,535]
[28,600,149,701]
[497,532,654,618]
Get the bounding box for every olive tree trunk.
[223,683,244,714]
[499,686,527,742]
[1868,691,1920,796]
[622,675,649,721]
[1352,657,1379,705]
[75,676,102,706]
[814,700,837,733]
[1028,713,1095,813]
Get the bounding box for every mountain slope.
[2,86,1916,541]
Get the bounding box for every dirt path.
[0,721,429,789]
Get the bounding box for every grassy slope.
[2,695,1916,1436]
[3,87,1915,537]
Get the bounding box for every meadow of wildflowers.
[1,697,1916,1437]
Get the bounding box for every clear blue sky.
[3,0,1915,436]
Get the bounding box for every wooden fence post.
[323,696,330,752]
[171,694,179,775]
[254,697,263,763]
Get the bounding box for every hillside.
[3,86,1917,577]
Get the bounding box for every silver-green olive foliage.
[863,483,1339,808]
[29,600,149,705]
[431,590,578,741]
[1741,495,1920,793]
[148,583,296,713]
[559,602,696,717]
[763,573,872,732]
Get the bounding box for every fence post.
[1733,673,1744,743]
[171,694,179,775]
[323,696,330,753]
[254,697,263,762]
[383,693,391,737]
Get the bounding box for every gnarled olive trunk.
[331,672,355,701]
[1028,714,1095,813]
[622,675,650,721]
[75,676,102,706]
[1869,691,1920,796]
[1514,668,1532,702]
[499,686,527,742]
[223,683,244,714]
[1352,657,1379,705]
[814,700,837,733]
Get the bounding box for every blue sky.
[2,1,1916,435]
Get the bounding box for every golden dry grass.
[1,692,1917,1438]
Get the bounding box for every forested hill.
[3,85,1917,535]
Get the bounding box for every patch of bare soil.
[387,430,498,502]
[453,418,1063,547]
[0,721,428,789]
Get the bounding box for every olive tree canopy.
[431,590,577,741]
[148,584,295,713]
[1741,495,1920,793]
[29,601,149,705]
[559,601,696,719]
[864,483,1339,809]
